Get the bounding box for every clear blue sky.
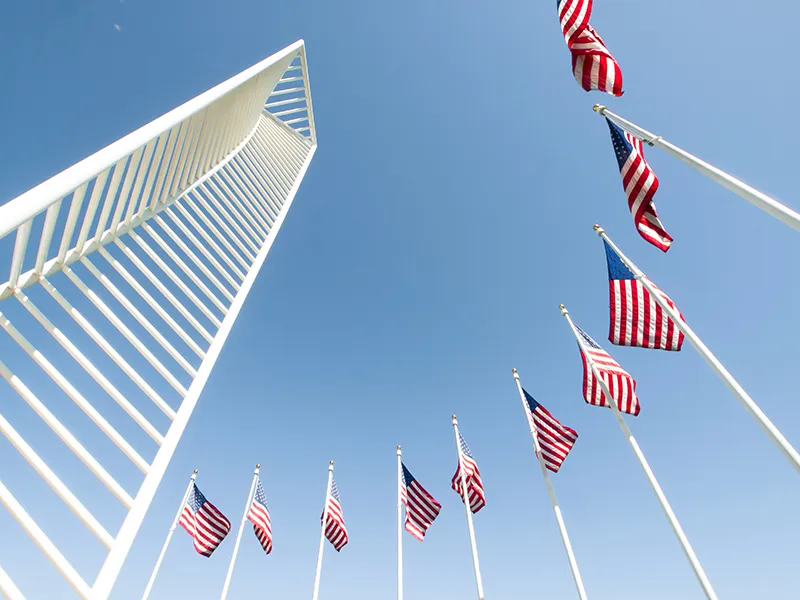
[1,1,799,598]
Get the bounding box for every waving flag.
[606,119,673,251]
[178,483,231,557]
[576,325,640,416]
[451,432,486,513]
[323,474,349,551]
[558,0,623,96]
[247,478,273,555]
[401,464,442,541]
[604,241,684,351]
[522,388,578,473]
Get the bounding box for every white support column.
[560,305,718,600]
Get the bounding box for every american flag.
[604,240,684,351]
[247,478,272,555]
[606,119,673,252]
[522,388,578,473]
[575,325,640,416]
[322,474,348,552]
[451,432,486,514]
[178,483,231,557]
[558,0,624,96]
[401,463,442,541]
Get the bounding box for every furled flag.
[401,464,442,541]
[604,240,684,351]
[323,474,349,551]
[247,478,272,555]
[606,119,673,252]
[178,483,231,557]
[451,432,486,514]
[558,0,624,96]
[575,325,640,416]
[522,388,578,473]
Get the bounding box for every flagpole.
[312,461,334,600]
[594,224,800,473]
[593,104,800,234]
[141,469,197,600]
[452,415,485,600]
[560,305,719,600]
[397,446,404,600]
[220,464,260,600]
[511,370,588,600]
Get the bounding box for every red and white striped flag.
[322,474,349,552]
[401,463,442,541]
[522,388,578,473]
[606,119,673,252]
[451,432,486,514]
[575,325,640,416]
[558,0,624,96]
[178,483,231,557]
[247,477,272,555]
[604,240,684,350]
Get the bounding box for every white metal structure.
[0,40,316,599]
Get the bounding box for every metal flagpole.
[312,461,334,600]
[397,446,404,600]
[451,415,485,600]
[511,370,589,600]
[220,464,260,600]
[595,224,800,473]
[593,104,800,234]
[141,469,197,600]
[560,306,719,600]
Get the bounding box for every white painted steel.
[595,226,800,473]
[396,447,403,600]
[219,465,260,600]
[0,40,316,599]
[594,105,800,234]
[511,370,588,600]
[140,470,197,600]
[560,307,719,600]
[312,462,334,600]
[452,416,485,600]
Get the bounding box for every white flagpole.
[560,306,718,600]
[593,104,800,234]
[595,224,800,473]
[397,446,404,600]
[511,370,589,600]
[312,461,334,600]
[141,469,197,600]
[220,464,260,600]
[451,415,485,600]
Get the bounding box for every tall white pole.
[593,104,800,234]
[511,370,588,600]
[312,461,334,600]
[141,469,197,600]
[220,464,260,600]
[452,415,485,600]
[595,224,800,473]
[560,306,718,600]
[397,446,404,600]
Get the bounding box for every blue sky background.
[1,1,800,599]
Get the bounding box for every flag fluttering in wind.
[558,0,624,96]
[247,478,273,555]
[401,464,442,541]
[323,474,349,552]
[604,240,684,350]
[606,119,673,252]
[522,388,578,473]
[575,325,640,416]
[178,483,231,557]
[451,432,486,514]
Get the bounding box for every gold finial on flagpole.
[330,460,334,466]
[193,469,198,474]
[593,224,600,231]
[256,464,260,469]
[559,304,565,310]
[512,368,517,373]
